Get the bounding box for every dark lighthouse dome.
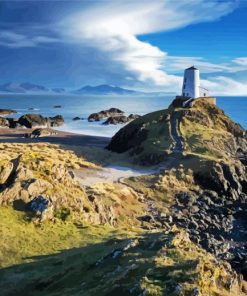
[186,66,198,70]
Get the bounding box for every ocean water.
[0,94,246,137]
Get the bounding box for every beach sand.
[0,127,110,148]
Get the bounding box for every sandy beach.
[0,127,110,148]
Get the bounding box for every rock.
[27,195,49,213]
[103,114,140,125]
[103,115,128,125]
[18,114,64,128]
[73,117,81,121]
[18,114,48,128]
[53,105,62,108]
[49,115,64,127]
[26,179,52,196]
[128,114,141,120]
[88,108,124,122]
[0,161,13,184]
[107,122,148,153]
[27,195,54,220]
[0,117,9,127]
[6,118,20,128]
[28,128,58,138]
[0,108,16,115]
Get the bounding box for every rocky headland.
[0,98,247,296]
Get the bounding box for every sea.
[0,94,246,137]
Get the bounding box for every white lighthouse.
[181,66,200,98]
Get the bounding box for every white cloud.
[202,76,247,95]
[232,57,247,66]
[1,0,246,95]
[60,0,237,92]
[0,29,59,48]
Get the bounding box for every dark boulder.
[107,122,148,153]
[26,128,58,138]
[0,109,16,115]
[49,115,64,127]
[88,108,124,122]
[18,114,48,128]
[103,115,128,125]
[27,196,49,213]
[73,117,81,121]
[0,117,9,127]
[18,114,64,128]
[103,114,140,125]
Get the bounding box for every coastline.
[0,127,110,148]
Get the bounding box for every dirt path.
[170,112,184,153]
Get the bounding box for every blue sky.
[0,0,247,94]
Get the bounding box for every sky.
[0,0,247,95]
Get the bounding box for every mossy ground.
[0,206,132,269]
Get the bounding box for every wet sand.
[0,127,110,148]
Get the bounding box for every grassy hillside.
[107,109,175,165]
[107,98,246,164]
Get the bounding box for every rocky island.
[0,97,247,296]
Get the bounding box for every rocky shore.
[0,98,247,296]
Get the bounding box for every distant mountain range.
[0,82,49,93]
[73,84,138,95]
[0,82,175,96]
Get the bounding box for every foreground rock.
[88,107,123,122]
[0,143,146,226]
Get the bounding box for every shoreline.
[0,127,110,148]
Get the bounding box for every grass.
[0,225,200,296]
[1,221,240,296]
[0,206,123,268]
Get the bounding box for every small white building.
[181,66,200,98]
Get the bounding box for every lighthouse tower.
[181,66,200,98]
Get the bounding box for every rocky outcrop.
[0,108,16,115]
[0,143,146,226]
[103,114,140,125]
[107,122,148,153]
[17,114,64,128]
[0,117,9,127]
[88,107,123,122]
[26,128,58,138]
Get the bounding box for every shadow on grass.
[0,231,198,296]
